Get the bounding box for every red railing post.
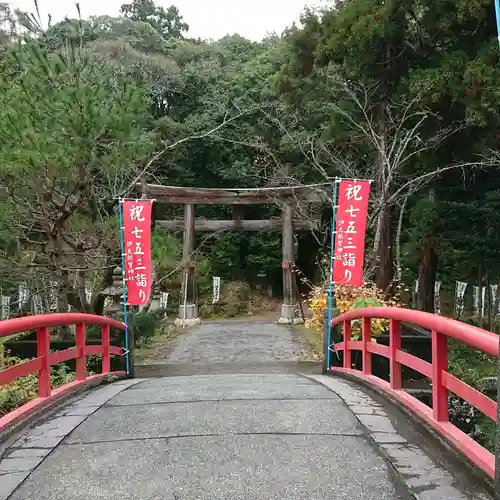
[389,319,402,390]
[36,326,51,398]
[75,323,87,382]
[432,330,449,421]
[101,325,110,374]
[362,317,372,375]
[343,320,352,369]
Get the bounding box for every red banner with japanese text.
[122,200,153,305]
[333,180,371,287]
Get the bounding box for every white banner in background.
[481,286,486,319]
[18,282,28,311]
[491,284,498,304]
[434,281,441,315]
[490,285,498,317]
[212,277,221,304]
[473,286,479,316]
[0,296,10,320]
[160,292,169,309]
[32,294,43,315]
[85,284,92,305]
[455,281,468,318]
[48,280,58,311]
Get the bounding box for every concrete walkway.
[0,321,494,499]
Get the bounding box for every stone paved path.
[136,320,318,377]
[0,321,493,500]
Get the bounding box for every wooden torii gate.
[140,183,330,326]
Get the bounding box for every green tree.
[120,0,188,39]
[0,39,155,313]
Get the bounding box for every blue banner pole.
[326,179,339,371]
[495,0,500,48]
[118,200,130,375]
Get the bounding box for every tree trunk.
[373,38,397,293]
[417,236,437,312]
[417,189,438,313]
[375,203,394,293]
[56,267,71,340]
[92,261,116,316]
[74,252,90,313]
[395,196,408,283]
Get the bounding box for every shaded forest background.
[1,0,500,318]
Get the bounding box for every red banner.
[122,200,153,305]
[333,180,371,287]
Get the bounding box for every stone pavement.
[0,321,494,499]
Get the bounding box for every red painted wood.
[348,340,363,350]
[395,351,432,379]
[0,313,125,339]
[0,313,126,430]
[101,325,111,373]
[36,326,51,398]
[0,372,126,433]
[85,345,105,356]
[331,307,498,357]
[75,323,87,382]
[432,330,449,422]
[328,307,500,479]
[366,342,390,358]
[442,371,496,421]
[389,319,402,390]
[333,341,345,352]
[0,358,42,385]
[49,348,78,366]
[362,317,372,375]
[343,320,351,368]
[329,367,495,479]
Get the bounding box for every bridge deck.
[0,321,493,500]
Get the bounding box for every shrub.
[220,281,251,317]
[129,310,156,346]
[149,308,169,323]
[199,281,252,319]
[305,284,399,340]
[0,357,75,416]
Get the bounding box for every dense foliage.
[1,0,500,450]
[1,0,500,315]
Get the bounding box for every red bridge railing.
[329,307,498,478]
[0,313,126,432]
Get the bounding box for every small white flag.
[434,281,441,315]
[160,292,169,308]
[454,281,467,318]
[0,295,10,320]
[212,277,221,304]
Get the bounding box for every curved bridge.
[0,310,497,499]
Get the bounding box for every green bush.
[86,325,102,341]
[150,308,168,323]
[129,310,156,346]
[221,281,251,318]
[199,281,252,319]
[0,360,75,416]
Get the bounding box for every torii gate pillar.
[278,203,304,325]
[175,203,201,327]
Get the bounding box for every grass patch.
[293,324,323,362]
[135,324,185,364]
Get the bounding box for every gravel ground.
[155,320,303,365]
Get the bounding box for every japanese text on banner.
[122,200,153,305]
[333,180,370,287]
